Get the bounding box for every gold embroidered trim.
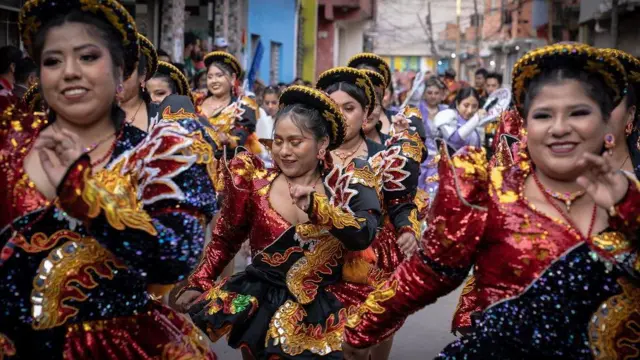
[346,280,398,328]
[267,300,345,356]
[204,281,258,316]
[310,193,361,229]
[82,167,157,235]
[286,235,344,304]
[31,236,127,330]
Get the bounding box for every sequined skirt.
[436,244,637,359]
[63,301,216,359]
[189,265,370,359]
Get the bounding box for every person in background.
[183,31,202,79]
[157,48,171,63]
[212,37,229,52]
[291,77,305,86]
[0,45,22,110]
[418,77,448,194]
[146,61,192,104]
[13,57,37,100]
[193,68,208,93]
[485,72,503,96]
[474,68,488,102]
[435,87,484,151]
[303,80,312,87]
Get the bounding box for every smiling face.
[456,94,479,120]
[329,90,366,141]
[207,63,235,97]
[272,114,327,178]
[526,79,607,181]
[39,22,120,126]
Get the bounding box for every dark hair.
[32,10,125,128]
[324,81,368,111]
[486,72,503,86]
[475,68,488,78]
[172,62,187,76]
[158,49,170,58]
[263,85,280,98]
[150,72,178,93]
[274,104,330,143]
[193,69,207,89]
[444,69,456,79]
[15,57,36,84]
[137,52,151,103]
[0,46,22,74]
[208,61,234,77]
[453,87,481,108]
[522,67,614,121]
[184,31,199,47]
[425,76,445,91]
[304,80,312,87]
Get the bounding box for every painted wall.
[247,0,297,84]
[300,0,318,82]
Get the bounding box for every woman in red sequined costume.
[0,0,217,358]
[315,67,426,360]
[176,85,386,359]
[342,44,635,359]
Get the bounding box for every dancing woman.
[0,0,217,357]
[145,61,192,105]
[343,44,637,359]
[177,85,382,359]
[116,33,158,131]
[316,67,426,360]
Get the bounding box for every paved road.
[211,255,464,359]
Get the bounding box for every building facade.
[316,0,375,79]
[579,0,640,56]
[246,0,297,84]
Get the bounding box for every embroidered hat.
[203,51,242,77]
[315,66,376,116]
[347,53,391,88]
[137,33,158,80]
[156,61,192,99]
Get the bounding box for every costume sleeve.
[589,175,640,278]
[377,129,425,239]
[345,144,490,348]
[401,106,427,143]
[307,159,381,251]
[225,96,258,159]
[57,119,217,286]
[185,152,258,291]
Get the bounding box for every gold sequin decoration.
[310,193,361,229]
[31,236,127,330]
[267,300,346,357]
[286,234,344,304]
[345,280,398,328]
[589,277,640,360]
[82,166,157,235]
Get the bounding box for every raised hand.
[576,151,629,210]
[289,184,316,212]
[391,113,410,133]
[35,128,84,189]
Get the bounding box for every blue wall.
[247,0,297,84]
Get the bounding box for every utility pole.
[611,0,619,48]
[455,0,462,76]
[547,0,553,43]
[426,2,439,58]
[473,0,480,61]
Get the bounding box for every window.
[0,8,19,47]
[270,41,282,85]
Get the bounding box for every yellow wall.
[301,0,318,82]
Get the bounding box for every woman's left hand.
[576,152,629,209]
[289,184,316,212]
[392,114,410,133]
[35,129,84,189]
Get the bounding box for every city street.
[212,255,463,359]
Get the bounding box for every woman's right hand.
[174,289,203,312]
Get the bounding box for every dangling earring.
[317,148,326,160]
[625,122,634,136]
[604,133,615,153]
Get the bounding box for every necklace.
[618,155,630,171]
[333,137,364,162]
[542,188,585,213]
[125,100,144,124]
[532,171,597,239]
